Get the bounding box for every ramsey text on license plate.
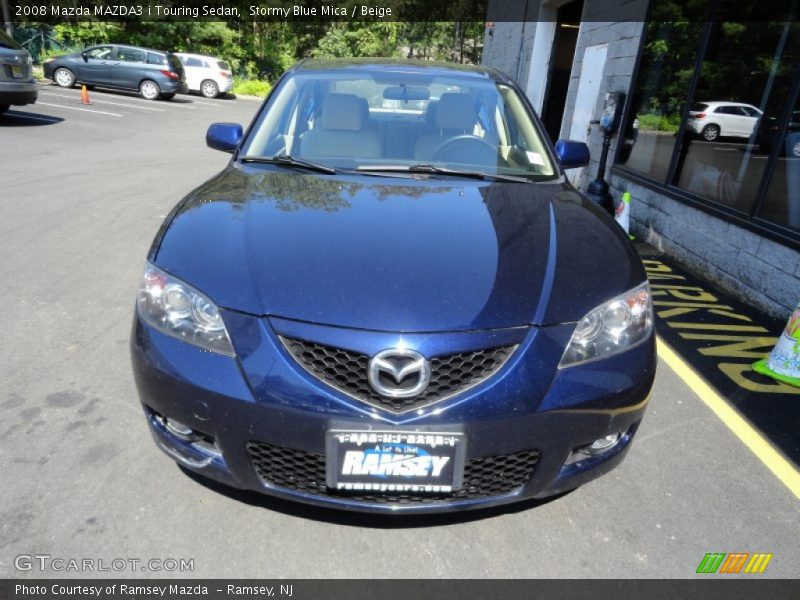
[327,430,465,493]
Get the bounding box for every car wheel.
[139,80,161,100]
[54,67,75,88]
[791,140,800,158]
[200,79,219,99]
[160,93,175,101]
[701,124,720,142]
[0,104,9,114]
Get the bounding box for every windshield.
[239,69,556,180]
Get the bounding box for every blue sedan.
[131,59,655,513]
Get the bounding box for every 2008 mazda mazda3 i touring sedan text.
[130,59,656,514]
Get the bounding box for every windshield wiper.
[357,164,531,183]
[239,155,336,175]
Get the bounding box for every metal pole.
[585,129,616,215]
[1,0,13,36]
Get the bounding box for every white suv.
[175,53,233,98]
[686,101,762,141]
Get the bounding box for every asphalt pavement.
[1,82,798,579]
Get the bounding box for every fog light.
[564,431,624,466]
[155,414,202,442]
[585,432,621,455]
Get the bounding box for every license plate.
[326,429,465,493]
[11,66,23,79]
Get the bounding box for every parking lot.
[1,82,798,578]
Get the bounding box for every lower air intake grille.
[280,337,516,413]
[246,441,540,505]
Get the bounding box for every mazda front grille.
[279,336,516,413]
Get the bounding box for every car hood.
[152,165,644,331]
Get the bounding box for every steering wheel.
[433,135,497,164]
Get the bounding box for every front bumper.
[131,311,656,514]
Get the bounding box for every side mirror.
[81,52,89,62]
[206,123,243,153]
[554,139,590,169]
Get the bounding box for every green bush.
[232,79,272,97]
[637,112,681,133]
[39,45,81,63]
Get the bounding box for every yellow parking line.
[657,336,800,500]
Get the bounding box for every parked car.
[686,101,762,141]
[174,52,233,98]
[42,44,187,100]
[131,59,656,514]
[757,110,800,157]
[0,30,37,114]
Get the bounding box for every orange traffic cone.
[80,85,90,105]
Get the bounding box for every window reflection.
[617,19,703,180]
[758,98,800,231]
[675,20,799,213]
[616,0,800,242]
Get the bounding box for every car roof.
[176,52,221,60]
[290,58,511,83]
[95,44,169,56]
[700,101,758,107]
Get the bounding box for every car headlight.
[559,281,652,368]
[136,263,235,356]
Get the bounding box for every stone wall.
[610,174,800,318]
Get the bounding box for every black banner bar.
[3,579,800,600]
[9,0,648,23]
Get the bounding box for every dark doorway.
[541,0,584,142]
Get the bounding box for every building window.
[617,18,704,180]
[615,0,800,245]
[674,19,798,214]
[757,94,800,232]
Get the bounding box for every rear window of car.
[168,54,183,71]
[217,61,230,71]
[691,103,708,112]
[0,30,21,50]
[147,53,167,65]
[183,57,203,67]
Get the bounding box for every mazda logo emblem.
[368,348,431,398]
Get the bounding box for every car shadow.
[178,466,570,528]
[0,110,64,126]
[187,90,237,101]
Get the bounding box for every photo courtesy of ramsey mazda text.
[131,58,656,514]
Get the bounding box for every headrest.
[424,99,439,126]
[319,93,365,131]
[435,93,477,130]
